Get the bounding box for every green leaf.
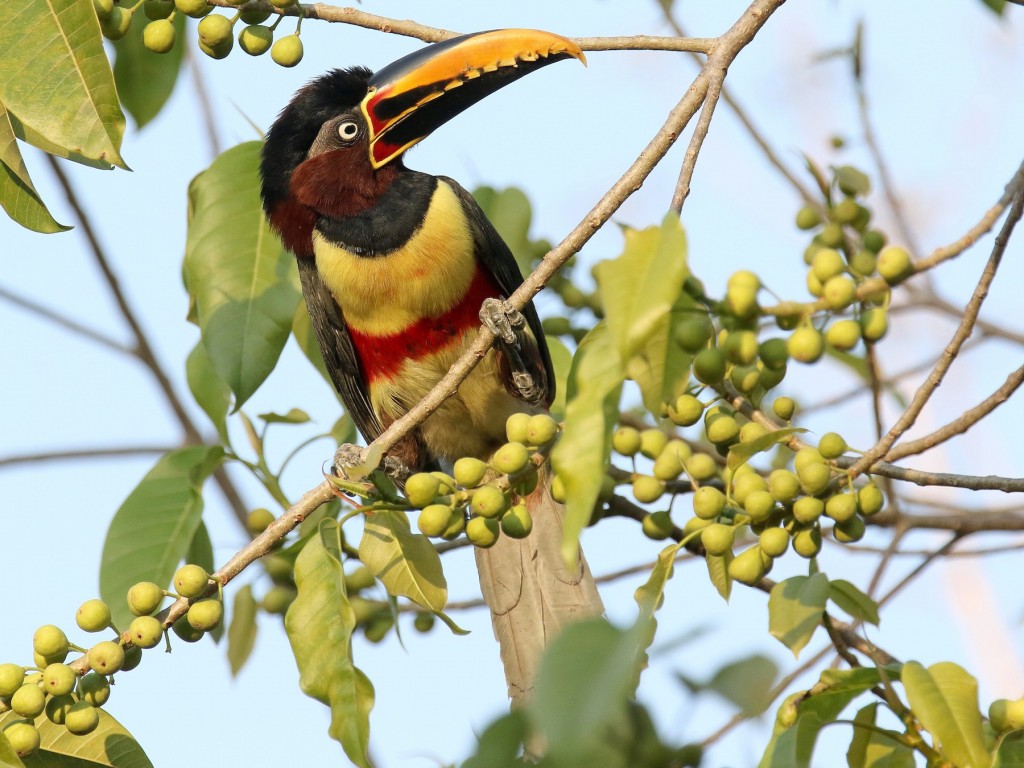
[112,12,184,128]
[0,0,126,169]
[629,292,694,414]
[100,446,225,630]
[727,427,807,470]
[829,579,880,626]
[358,510,447,612]
[472,185,548,275]
[632,543,681,693]
[994,732,1024,767]
[0,707,152,767]
[706,550,733,602]
[768,573,830,657]
[551,322,623,565]
[184,141,301,409]
[227,583,258,676]
[706,655,779,716]
[980,0,1007,14]
[846,703,915,768]
[0,730,24,768]
[901,661,989,768]
[185,339,231,442]
[259,408,311,425]
[0,104,69,233]
[833,165,871,196]
[285,520,374,768]
[462,711,529,768]
[546,335,572,420]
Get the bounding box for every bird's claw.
[332,443,366,478]
[480,297,525,347]
[382,455,412,484]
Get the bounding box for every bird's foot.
[382,455,412,484]
[332,443,366,478]
[479,298,544,404]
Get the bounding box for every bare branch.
[0,446,173,469]
[670,74,721,212]
[0,284,131,356]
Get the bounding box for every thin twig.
[670,74,720,212]
[186,47,222,160]
[0,284,132,356]
[0,446,173,469]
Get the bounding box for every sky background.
[2,1,1023,766]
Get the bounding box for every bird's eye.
[337,120,360,143]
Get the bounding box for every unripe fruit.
[744,490,775,524]
[246,507,276,535]
[652,449,684,481]
[3,721,40,758]
[172,616,205,642]
[72,598,111,633]
[849,249,877,276]
[175,0,211,16]
[675,315,714,352]
[143,0,174,19]
[198,13,233,47]
[822,275,857,310]
[0,663,24,697]
[833,515,866,543]
[11,683,46,718]
[87,641,125,675]
[93,0,114,20]
[701,523,734,556]
[759,362,787,391]
[794,446,825,471]
[639,429,668,460]
[723,330,759,365]
[818,222,844,248]
[46,693,76,724]
[471,485,507,519]
[612,426,642,457]
[632,476,665,504]
[128,616,163,649]
[505,412,531,444]
[797,462,832,496]
[271,0,295,6]
[100,6,133,40]
[831,197,861,225]
[811,248,845,283]
[767,469,800,503]
[670,394,704,426]
[705,413,740,446]
[792,527,822,558]
[739,422,768,444]
[66,700,100,735]
[263,554,293,584]
[261,586,296,615]
[728,546,766,585]
[441,509,466,540]
[877,245,913,284]
[732,472,767,505]
[862,229,886,253]
[121,644,143,672]
[795,205,822,231]
[33,625,69,658]
[199,36,233,60]
[818,432,847,459]
[78,672,111,706]
[492,441,530,475]
[363,615,393,643]
[466,516,500,548]
[805,270,824,298]
[550,474,567,503]
[187,599,223,632]
[692,486,725,520]
[692,348,727,385]
[413,612,435,633]
[826,319,862,351]
[989,699,1013,733]
[787,327,825,364]
[525,414,558,446]
[772,396,796,421]
[685,453,718,482]
[858,484,884,516]
[143,19,176,53]
[759,527,789,558]
[732,364,762,394]
[405,472,441,508]
[759,337,789,370]
[682,516,712,539]
[344,566,375,593]
[43,663,77,696]
[859,307,889,342]
[239,24,273,56]
[128,581,165,616]
[240,6,272,23]
[793,496,824,525]
[173,564,209,599]
[641,511,673,541]
[271,34,303,67]
[501,504,533,539]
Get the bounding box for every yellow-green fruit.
[833,515,866,543]
[797,462,832,496]
[405,472,441,508]
[452,458,488,489]
[363,615,394,643]
[466,516,500,548]
[78,672,111,706]
[788,327,825,364]
[792,527,822,558]
[693,347,727,385]
[550,474,567,503]
[271,34,304,67]
[859,307,889,342]
[744,490,775,523]
[793,496,824,525]
[795,205,822,231]
[262,586,297,616]
[240,6,271,23]
[87,641,125,675]
[739,422,768,444]
[263,554,293,584]
[525,414,558,446]
[239,24,273,55]
[3,721,40,758]
[675,315,714,352]
[670,394,703,426]
[271,0,295,6]
[175,0,211,16]
[692,486,725,520]
[682,516,712,539]
[121,644,143,672]
[632,476,665,504]
[413,611,435,633]
[685,452,718,482]
[246,507,276,535]
[731,472,767,505]
[0,663,24,697]
[93,0,114,20]
[794,446,825,471]
[641,511,673,541]
[653,450,684,481]
[187,599,223,632]
[723,330,759,365]
[11,683,46,718]
[811,248,845,283]
[818,432,847,459]
[705,413,740,446]
[772,396,796,421]
[143,0,174,19]
[513,465,539,496]
[877,245,913,284]
[198,13,233,46]
[174,564,209,599]
[768,469,800,503]
[990,699,1014,732]
[199,36,233,60]
[33,625,69,658]
[818,222,844,248]
[849,249,877,277]
[639,429,668,460]
[501,504,533,539]
[492,441,530,475]
[128,616,164,649]
[858,484,884,516]
[42,663,77,696]
[759,527,789,558]
[441,509,466,540]
[612,426,642,457]
[826,319,862,351]
[128,581,165,616]
[726,270,760,319]
[171,615,205,642]
[414,504,449,538]
[505,412,531,443]
[76,599,112,633]
[728,546,766,585]
[65,700,100,735]
[757,338,787,371]
[831,197,861,225]
[100,6,133,40]
[471,485,507,519]
[805,269,824,298]
[822,275,857,310]
[46,693,75,725]
[701,523,734,556]
[730,364,761,394]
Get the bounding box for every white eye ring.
[337,120,360,142]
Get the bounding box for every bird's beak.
[360,28,586,169]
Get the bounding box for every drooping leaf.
[546,335,572,420]
[632,542,681,693]
[833,165,871,196]
[227,583,258,676]
[846,703,915,768]
[112,12,185,129]
[185,339,231,442]
[901,661,989,768]
[259,408,311,425]
[0,104,69,232]
[462,711,530,768]
[0,0,126,168]
[0,706,152,767]
[727,427,807,470]
[358,510,447,612]
[705,655,779,716]
[100,446,225,630]
[705,550,733,602]
[829,579,880,626]
[768,573,830,657]
[285,520,373,768]
[184,141,301,409]
[630,291,695,414]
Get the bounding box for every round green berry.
[46,693,76,724]
[797,462,832,496]
[65,700,100,735]
[831,197,861,225]
[811,248,845,283]
[3,721,40,758]
[441,509,466,540]
[692,486,725,520]
[825,493,858,523]
[793,496,824,525]
[768,469,800,503]
[822,275,857,310]
[11,683,46,718]
[271,34,303,67]
[788,327,825,364]
[93,0,114,19]
[240,6,271,23]
[525,414,558,446]
[632,476,665,504]
[859,308,889,342]
[795,205,822,231]
[612,426,642,457]
[501,504,533,539]
[505,412,531,443]
[550,474,567,503]
[42,663,77,696]
[73,599,111,633]
[466,516,500,548]
[198,13,233,47]
[174,0,211,16]
[670,394,703,427]
[723,330,759,365]
[772,396,796,421]
[78,672,111,706]
[471,485,507,519]
[405,472,441,508]
[413,611,435,633]
[641,511,673,541]
[143,19,176,53]
[701,523,735,556]
[685,453,718,482]
[239,23,273,56]
[129,616,164,649]
[143,0,174,19]
[862,230,886,253]
[728,546,766,585]
[759,527,789,558]
[833,515,866,543]
[730,362,761,394]
[743,490,775,523]
[87,641,124,675]
[693,348,727,385]
[0,663,24,697]
[172,616,205,642]
[414,504,449,538]
[849,249,877,276]
[128,581,165,616]
[187,599,223,632]
[492,441,530,475]
[759,337,789,370]
[639,429,668,459]
[818,432,847,459]
[857,484,884,516]
[342,567,373,595]
[121,644,143,672]
[675,315,714,352]
[818,222,844,248]
[826,319,862,351]
[877,245,913,284]
[705,412,740,446]
[100,6,133,40]
[652,450,684,482]
[173,564,209,599]
[33,625,69,659]
[246,507,276,535]
[792,527,822,558]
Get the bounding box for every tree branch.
[0,446,172,469]
[0,284,132,356]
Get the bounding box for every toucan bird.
[260,29,602,709]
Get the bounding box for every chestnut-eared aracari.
[260,29,603,708]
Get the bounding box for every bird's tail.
[474,465,604,708]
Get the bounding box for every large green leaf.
[285,520,373,768]
[99,446,225,630]
[472,185,549,275]
[184,141,301,409]
[551,322,623,565]
[902,661,989,768]
[227,583,258,676]
[768,573,830,658]
[0,730,24,768]
[846,703,915,768]
[0,0,126,169]
[0,707,151,768]
[705,655,779,716]
[185,340,230,442]
[994,733,1024,767]
[292,300,335,393]
[0,104,69,233]
[112,13,185,129]
[358,510,447,612]
[829,579,880,626]
[632,543,680,693]
[706,550,733,602]
[630,292,694,414]
[462,711,530,768]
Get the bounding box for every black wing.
[296,257,384,443]
[440,177,556,406]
